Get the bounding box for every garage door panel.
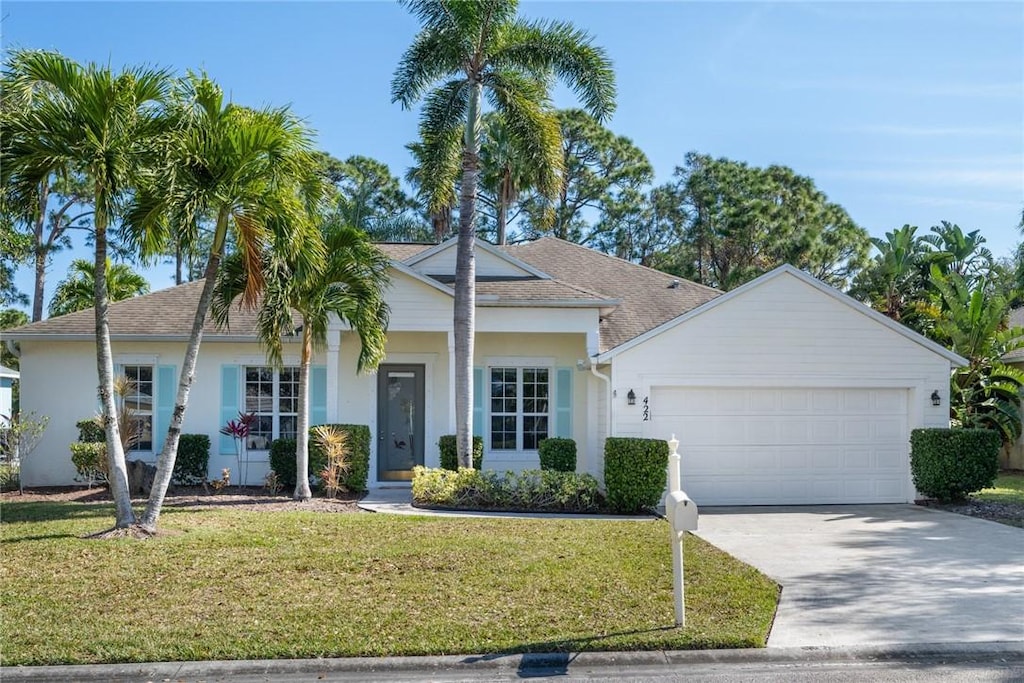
[652,386,910,505]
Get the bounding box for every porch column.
[326,328,341,422]
[447,330,456,433]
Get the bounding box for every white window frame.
[485,357,554,453]
[120,363,155,453]
[243,365,299,451]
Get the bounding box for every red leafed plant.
[220,412,256,488]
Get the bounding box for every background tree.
[520,109,650,245]
[392,0,615,466]
[48,258,149,317]
[214,221,389,500]
[1,49,171,529]
[405,140,457,243]
[921,221,993,284]
[658,153,869,290]
[0,309,28,415]
[0,223,31,308]
[126,73,324,531]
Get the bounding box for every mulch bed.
[1,485,364,514]
[918,498,1024,528]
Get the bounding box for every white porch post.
[447,330,456,433]
[326,328,341,422]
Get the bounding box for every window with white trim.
[244,366,299,450]
[122,365,153,451]
[489,367,549,451]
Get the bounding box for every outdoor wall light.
[627,389,636,406]
[931,390,941,407]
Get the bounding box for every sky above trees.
[4,1,1021,297]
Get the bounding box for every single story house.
[0,364,17,427]
[3,237,965,505]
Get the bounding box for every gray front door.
[377,364,425,481]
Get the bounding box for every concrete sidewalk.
[357,487,654,521]
[2,641,1020,682]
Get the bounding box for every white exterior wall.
[607,273,952,499]
[412,245,533,278]
[18,339,311,486]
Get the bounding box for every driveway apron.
[693,504,1024,648]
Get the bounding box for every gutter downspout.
[5,338,20,359]
[586,330,611,450]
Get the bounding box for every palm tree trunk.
[496,195,508,246]
[93,191,135,528]
[32,181,49,322]
[294,323,313,500]
[140,211,229,531]
[454,83,481,469]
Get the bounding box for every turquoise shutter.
[310,365,327,426]
[554,367,573,439]
[472,367,484,438]
[155,365,176,454]
[220,365,240,454]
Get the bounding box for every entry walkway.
[358,487,654,521]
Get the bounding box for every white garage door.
[649,387,910,505]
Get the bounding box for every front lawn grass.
[0,502,778,665]
[974,472,1024,505]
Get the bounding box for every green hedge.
[539,438,577,472]
[603,437,668,514]
[412,467,604,513]
[910,428,1000,502]
[76,418,105,443]
[70,442,107,486]
[270,424,371,493]
[438,435,483,470]
[173,434,210,485]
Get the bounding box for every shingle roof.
[4,237,720,352]
[3,280,300,340]
[504,238,722,352]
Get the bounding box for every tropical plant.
[219,411,254,489]
[48,258,149,317]
[1,49,172,528]
[922,221,993,284]
[931,268,1024,445]
[313,424,350,498]
[213,221,389,500]
[849,225,929,322]
[392,0,616,466]
[126,72,325,529]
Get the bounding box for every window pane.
[279,416,297,441]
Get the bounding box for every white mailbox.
[666,490,698,532]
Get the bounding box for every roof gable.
[407,238,551,279]
[596,264,967,366]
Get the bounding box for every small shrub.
[438,435,483,470]
[271,425,371,492]
[604,437,669,514]
[412,466,604,513]
[910,428,1001,502]
[70,442,108,488]
[539,438,577,472]
[173,434,210,485]
[76,418,105,444]
[0,462,19,492]
[264,470,283,496]
[313,425,350,498]
[209,468,230,493]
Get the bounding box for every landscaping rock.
[126,459,157,496]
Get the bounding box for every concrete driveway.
[693,505,1024,648]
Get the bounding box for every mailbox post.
[665,434,698,627]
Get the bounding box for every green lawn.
[974,473,1024,505]
[0,502,778,666]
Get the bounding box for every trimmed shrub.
[604,437,669,514]
[173,434,210,485]
[76,418,105,443]
[0,462,18,492]
[412,466,604,513]
[438,435,483,470]
[910,428,1000,502]
[270,424,371,493]
[70,442,108,487]
[539,438,577,472]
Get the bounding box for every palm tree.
[126,73,325,530]
[922,221,993,283]
[478,113,558,245]
[392,0,616,466]
[213,220,389,500]
[48,258,149,317]
[1,49,171,528]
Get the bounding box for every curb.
[3,641,1022,682]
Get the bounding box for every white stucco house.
[3,237,965,505]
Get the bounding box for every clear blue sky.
[5,1,1022,306]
